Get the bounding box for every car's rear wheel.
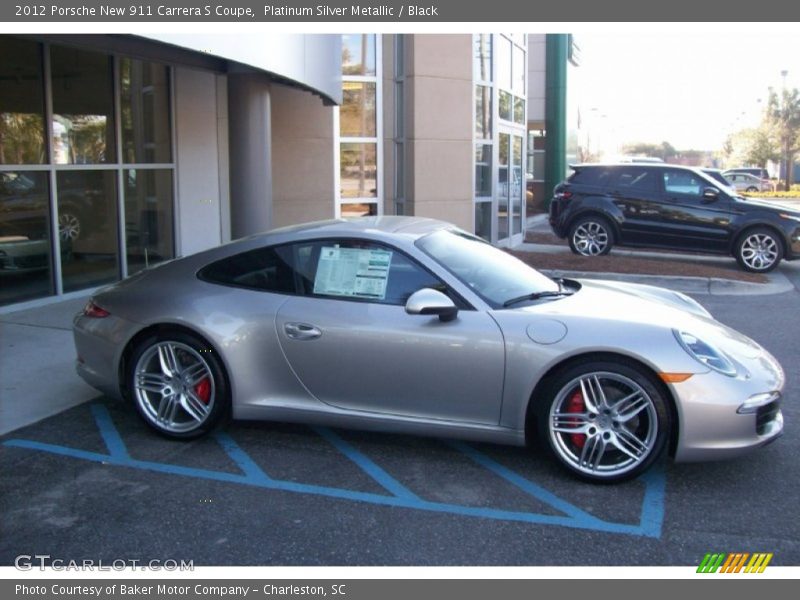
[537,360,671,483]
[129,331,229,439]
[746,186,758,192]
[568,216,613,256]
[735,227,783,273]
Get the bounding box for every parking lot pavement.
[1,289,799,566]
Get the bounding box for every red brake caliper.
[194,378,211,404]
[565,390,587,450]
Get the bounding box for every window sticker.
[314,246,393,300]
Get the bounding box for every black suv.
[549,164,800,272]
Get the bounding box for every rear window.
[568,168,611,186]
[198,246,296,293]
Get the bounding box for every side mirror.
[405,288,458,322]
[702,187,719,202]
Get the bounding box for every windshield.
[416,229,559,308]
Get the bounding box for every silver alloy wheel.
[133,341,216,434]
[740,233,779,271]
[58,213,81,241]
[572,221,609,256]
[548,372,658,478]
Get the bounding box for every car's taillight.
[83,300,110,318]
[556,190,573,200]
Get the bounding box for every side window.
[198,246,296,293]
[663,170,704,196]
[613,167,657,192]
[300,239,445,306]
[569,168,611,186]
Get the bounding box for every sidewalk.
[0,294,97,435]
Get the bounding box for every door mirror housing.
[405,288,458,322]
[702,187,720,202]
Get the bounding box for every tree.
[723,126,779,171]
[765,87,800,190]
[621,141,676,161]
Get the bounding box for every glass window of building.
[57,170,118,292]
[51,46,116,164]
[124,169,175,275]
[0,172,52,304]
[120,58,172,164]
[474,34,492,83]
[497,36,512,91]
[341,82,376,138]
[475,85,492,140]
[0,38,175,307]
[0,38,46,165]
[342,34,376,76]
[338,34,381,219]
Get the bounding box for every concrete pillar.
[545,34,568,206]
[228,73,273,238]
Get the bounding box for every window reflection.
[0,171,52,305]
[51,46,115,164]
[475,144,492,197]
[121,59,171,164]
[512,135,523,235]
[475,201,492,242]
[125,169,174,274]
[475,85,491,139]
[0,38,46,165]
[474,34,492,82]
[57,170,118,292]
[342,34,376,76]
[340,143,377,199]
[340,203,378,219]
[499,91,512,122]
[341,81,376,137]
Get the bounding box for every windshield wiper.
[503,289,573,307]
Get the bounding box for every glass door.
[496,130,525,246]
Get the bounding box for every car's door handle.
[284,322,322,341]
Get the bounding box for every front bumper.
[672,369,784,462]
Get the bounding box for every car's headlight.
[673,330,736,377]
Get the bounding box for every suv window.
[568,168,611,186]
[613,167,658,191]
[663,170,705,196]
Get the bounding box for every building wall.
[271,84,336,228]
[527,34,547,123]
[405,35,473,230]
[174,67,227,256]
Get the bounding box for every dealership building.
[0,33,573,309]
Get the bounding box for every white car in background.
[724,172,772,193]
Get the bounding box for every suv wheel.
[568,216,613,256]
[735,228,783,273]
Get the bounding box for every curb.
[540,269,794,296]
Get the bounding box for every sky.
[574,32,800,155]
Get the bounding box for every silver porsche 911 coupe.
[73,217,785,482]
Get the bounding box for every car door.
[604,166,667,245]
[275,238,506,424]
[657,168,733,251]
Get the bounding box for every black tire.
[567,215,614,256]
[535,359,671,483]
[745,186,758,192]
[734,227,784,273]
[128,330,230,440]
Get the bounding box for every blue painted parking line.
[2,403,666,538]
[312,425,420,500]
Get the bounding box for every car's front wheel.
[129,331,229,439]
[568,216,613,256]
[536,360,671,483]
[735,228,783,273]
